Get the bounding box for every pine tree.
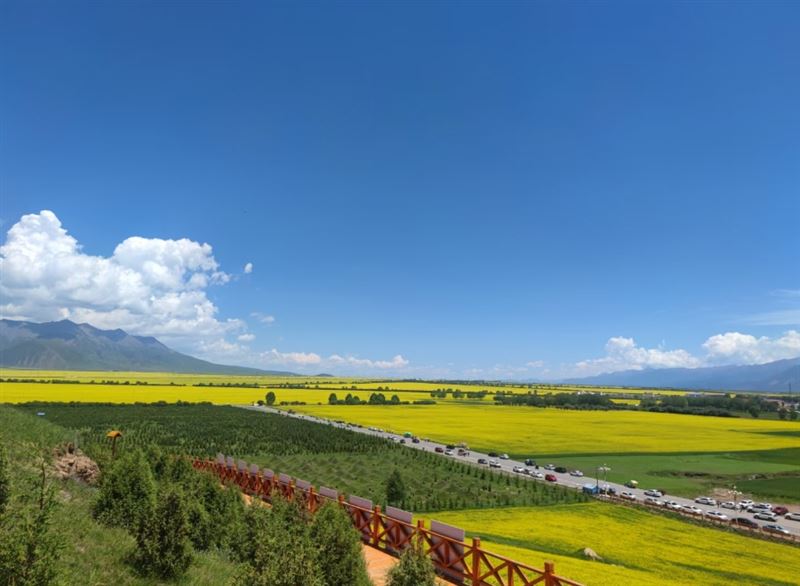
[93,449,156,530]
[386,469,406,506]
[133,486,193,579]
[310,503,370,586]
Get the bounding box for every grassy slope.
[0,406,239,586]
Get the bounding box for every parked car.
[772,506,789,515]
[444,449,454,456]
[600,485,617,496]
[488,452,499,457]
[749,503,772,511]
[664,501,682,510]
[624,480,639,488]
[695,496,716,506]
[738,499,754,509]
[705,510,729,521]
[489,460,502,469]
[644,497,663,506]
[411,437,420,444]
[513,466,526,474]
[753,512,778,522]
[545,474,557,482]
[620,491,636,501]
[477,458,487,465]
[720,501,736,509]
[544,464,556,471]
[554,466,567,474]
[684,506,704,515]
[434,447,444,453]
[644,489,663,498]
[499,453,510,460]
[399,439,406,444]
[733,517,759,528]
[569,470,584,477]
[784,512,800,521]
[446,444,456,450]
[524,458,536,467]
[762,524,790,536]
[531,471,544,479]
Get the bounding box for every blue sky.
[1,1,798,378]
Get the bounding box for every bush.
[0,462,63,585]
[233,500,322,586]
[310,503,370,586]
[93,449,156,530]
[132,486,192,579]
[0,447,8,514]
[386,540,437,586]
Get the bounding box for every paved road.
[241,404,800,539]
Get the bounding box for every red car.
[772,506,789,515]
[545,473,557,482]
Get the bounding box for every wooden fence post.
[372,505,382,547]
[544,561,556,586]
[471,537,481,585]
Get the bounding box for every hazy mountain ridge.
[563,357,800,392]
[0,319,296,376]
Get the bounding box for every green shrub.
[386,540,437,586]
[310,503,370,586]
[93,449,156,530]
[132,486,192,579]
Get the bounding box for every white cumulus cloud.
[237,333,255,343]
[328,354,409,369]
[574,336,702,376]
[243,262,253,274]
[259,348,323,366]
[0,210,242,350]
[703,330,800,364]
[251,312,276,325]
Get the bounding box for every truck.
[582,484,600,495]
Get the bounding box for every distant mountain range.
[563,357,800,393]
[0,319,297,376]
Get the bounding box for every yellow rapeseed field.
[429,504,799,586]
[290,403,800,455]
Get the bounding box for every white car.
[752,502,773,510]
[665,500,682,510]
[753,512,778,522]
[620,491,637,501]
[695,496,716,506]
[684,505,704,515]
[569,470,584,477]
[499,453,510,460]
[720,501,736,509]
[445,449,454,456]
[784,512,800,521]
[738,499,754,509]
[489,460,501,468]
[644,497,663,506]
[705,510,729,521]
[644,489,663,498]
[531,471,544,479]
[512,466,526,474]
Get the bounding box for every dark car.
[545,474,557,482]
[477,458,487,465]
[446,444,456,450]
[772,506,789,515]
[434,447,444,453]
[411,437,420,443]
[524,458,536,467]
[554,466,568,474]
[734,517,759,529]
[488,452,499,458]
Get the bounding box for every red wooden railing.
[193,455,583,586]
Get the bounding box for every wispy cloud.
[250,312,276,325]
